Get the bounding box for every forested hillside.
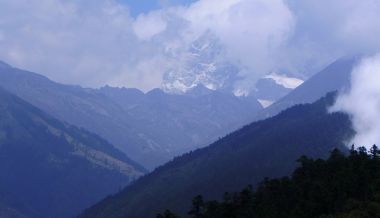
[159,146,380,218]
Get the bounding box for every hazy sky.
[119,0,196,16]
[0,0,379,91]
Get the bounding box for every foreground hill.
[0,88,145,218]
[80,93,354,218]
[0,62,262,169]
[160,146,380,217]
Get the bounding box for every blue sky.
[119,0,196,16]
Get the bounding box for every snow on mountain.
[161,32,304,108]
[255,57,358,121]
[265,73,304,89]
[251,73,304,107]
[162,32,241,94]
[257,99,274,108]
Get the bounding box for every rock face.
[79,93,354,218]
[162,32,242,94]
[0,63,263,169]
[0,88,145,218]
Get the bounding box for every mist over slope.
[0,88,145,218]
[332,54,380,150]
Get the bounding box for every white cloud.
[284,0,380,76]
[0,0,295,92]
[331,54,380,149]
[109,55,167,90]
[188,0,294,73]
[0,0,145,87]
[133,11,167,41]
[0,0,380,92]
[135,0,295,93]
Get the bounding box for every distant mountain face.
[79,93,354,218]
[95,85,262,168]
[0,63,262,169]
[161,32,303,103]
[0,88,145,218]
[162,32,242,94]
[255,57,358,120]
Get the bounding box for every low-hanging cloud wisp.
[331,54,380,149]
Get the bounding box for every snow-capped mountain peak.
[162,32,241,95]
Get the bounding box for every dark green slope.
[80,93,354,218]
[0,88,146,218]
[160,147,380,218]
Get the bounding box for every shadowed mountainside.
[0,88,145,218]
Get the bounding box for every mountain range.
[0,62,263,169]
[0,56,352,170]
[79,56,359,218]
[0,55,359,218]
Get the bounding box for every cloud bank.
[0,0,380,92]
[331,54,380,149]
